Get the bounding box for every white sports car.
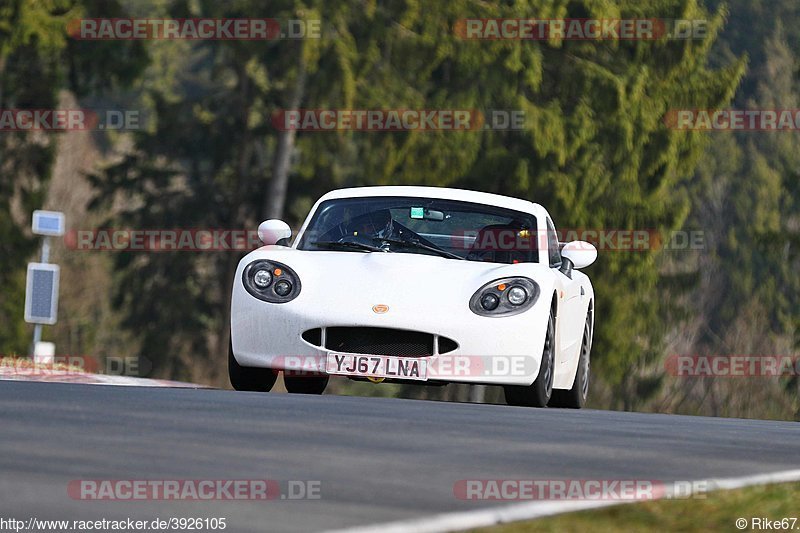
[230,186,596,407]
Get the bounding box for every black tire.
[504,308,556,407]
[228,341,277,392]
[284,373,329,395]
[549,310,592,409]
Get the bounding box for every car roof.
[318,186,544,216]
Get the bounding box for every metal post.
[32,325,42,349]
[40,236,50,263]
[26,211,65,358]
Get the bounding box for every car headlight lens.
[253,269,272,288]
[469,277,539,317]
[274,280,292,297]
[242,260,301,303]
[480,293,500,311]
[507,286,528,306]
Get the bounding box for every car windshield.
[297,196,539,264]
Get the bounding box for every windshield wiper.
[311,240,386,253]
[378,237,464,260]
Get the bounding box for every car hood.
[238,247,554,320]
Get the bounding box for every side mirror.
[258,219,292,246]
[561,241,597,269]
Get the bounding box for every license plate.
[326,353,428,381]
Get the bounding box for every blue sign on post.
[32,210,65,237]
[24,263,60,325]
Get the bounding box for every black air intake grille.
[325,327,434,357]
[438,336,458,354]
[302,328,322,346]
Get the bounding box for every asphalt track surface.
[0,381,798,532]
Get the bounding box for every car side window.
[546,217,561,267]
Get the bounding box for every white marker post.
[25,210,65,359]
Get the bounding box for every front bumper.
[231,278,550,386]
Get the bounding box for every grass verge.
[473,482,800,532]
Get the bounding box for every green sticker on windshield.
[410,207,424,219]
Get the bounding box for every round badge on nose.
[372,304,389,314]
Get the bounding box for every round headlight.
[507,286,528,306]
[274,280,292,297]
[480,293,500,311]
[253,269,272,288]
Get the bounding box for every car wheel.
[228,340,277,392]
[284,373,329,395]
[504,307,556,407]
[549,310,592,409]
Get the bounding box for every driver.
[348,209,395,240]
